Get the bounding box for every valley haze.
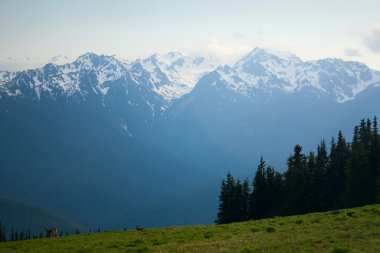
[0,48,379,231]
[0,0,380,243]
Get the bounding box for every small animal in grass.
[135,225,144,231]
[45,227,58,237]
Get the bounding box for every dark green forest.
[216,117,380,224]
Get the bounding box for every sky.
[1,0,380,71]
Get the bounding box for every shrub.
[241,248,253,253]
[250,227,260,233]
[332,247,349,253]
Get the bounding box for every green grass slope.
[0,204,379,253]
[0,198,85,237]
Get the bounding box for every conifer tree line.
[216,117,380,224]
[0,221,86,242]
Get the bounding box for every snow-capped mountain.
[216,48,380,102]
[153,48,380,176]
[0,51,221,103]
[1,49,379,106]
[0,53,129,99]
[133,52,221,100]
[0,52,223,140]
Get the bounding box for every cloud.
[190,36,252,64]
[364,26,380,53]
[190,36,297,65]
[344,48,361,57]
[233,32,247,40]
[260,37,297,56]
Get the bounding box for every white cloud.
[261,37,296,53]
[364,24,380,53]
[0,55,70,71]
[344,47,361,57]
[233,32,248,40]
[190,36,299,65]
[190,36,252,64]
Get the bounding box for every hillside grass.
[0,204,379,253]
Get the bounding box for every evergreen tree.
[284,145,310,214]
[216,173,250,224]
[216,176,229,224]
[313,141,329,211]
[242,179,250,220]
[249,157,267,219]
[216,173,235,224]
[19,232,24,241]
[231,180,248,222]
[265,165,283,217]
[307,151,320,211]
[369,116,380,202]
[347,119,373,206]
[249,157,283,219]
[10,228,15,241]
[324,132,350,209]
[0,222,6,242]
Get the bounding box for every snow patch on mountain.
[135,52,221,100]
[217,48,380,102]
[0,71,16,86]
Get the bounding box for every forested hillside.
[216,117,380,224]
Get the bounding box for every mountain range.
[0,48,379,229]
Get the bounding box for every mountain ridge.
[1,48,379,106]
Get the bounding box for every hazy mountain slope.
[153,49,380,169]
[0,198,84,237]
[0,96,206,229]
[0,49,379,229]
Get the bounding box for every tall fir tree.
[249,157,267,219]
[369,117,380,202]
[347,119,372,206]
[215,175,230,224]
[324,132,350,209]
[242,179,250,220]
[265,165,283,217]
[314,141,329,211]
[284,145,310,214]
[216,173,249,224]
[0,222,6,242]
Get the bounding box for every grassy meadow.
[0,204,379,253]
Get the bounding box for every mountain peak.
[76,52,100,60]
[162,51,184,59]
[236,48,302,68]
[74,52,118,70]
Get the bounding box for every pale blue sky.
[1,0,380,70]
